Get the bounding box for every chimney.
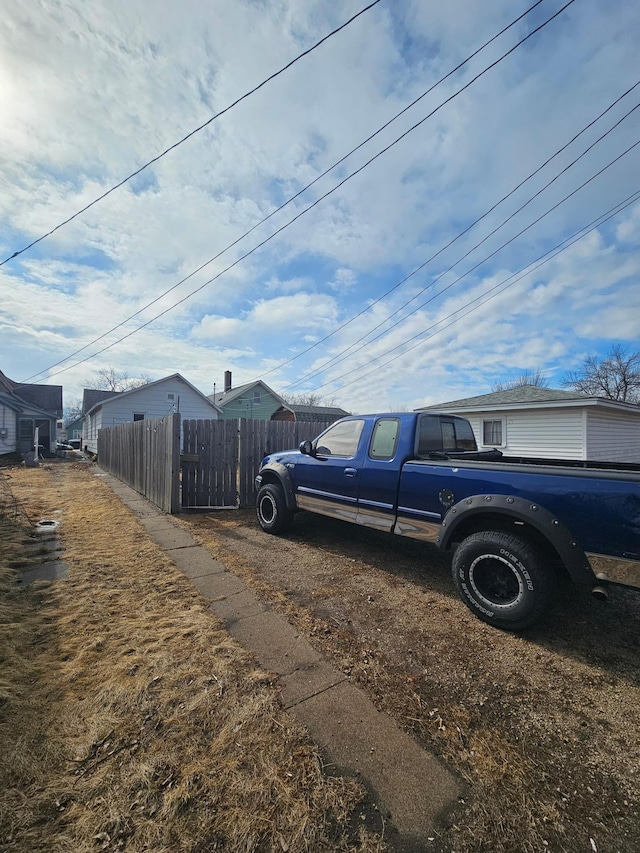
[224,370,232,393]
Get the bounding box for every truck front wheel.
[452,531,554,631]
[256,483,294,534]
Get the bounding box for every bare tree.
[492,369,549,392]
[86,367,152,393]
[282,392,337,407]
[563,345,640,403]
[64,399,84,422]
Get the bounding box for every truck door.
[293,418,366,523]
[355,417,401,532]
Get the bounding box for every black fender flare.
[255,462,297,511]
[436,493,596,586]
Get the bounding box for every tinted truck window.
[417,415,477,455]
[369,418,400,460]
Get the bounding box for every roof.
[11,383,63,416]
[274,404,351,423]
[419,384,640,414]
[82,388,121,415]
[0,391,24,413]
[0,371,13,395]
[211,379,285,408]
[0,369,63,417]
[84,373,222,417]
[0,390,59,419]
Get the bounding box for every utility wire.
[0,0,383,267]
[23,0,548,383]
[23,0,576,384]
[273,84,640,388]
[278,96,640,390]
[301,146,640,396]
[317,188,640,399]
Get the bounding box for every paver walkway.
[98,471,460,846]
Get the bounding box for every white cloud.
[1,0,639,414]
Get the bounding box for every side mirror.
[299,440,314,455]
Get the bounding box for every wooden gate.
[181,419,239,508]
[181,418,331,509]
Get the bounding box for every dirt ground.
[2,460,639,852]
[172,504,640,853]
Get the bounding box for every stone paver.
[209,589,267,623]
[190,571,246,600]
[226,610,322,675]
[17,560,69,585]
[288,680,459,839]
[164,546,227,578]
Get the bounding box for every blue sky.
[1,0,639,414]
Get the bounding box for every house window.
[133,413,145,422]
[167,393,175,401]
[19,419,34,441]
[483,419,504,446]
[253,390,261,405]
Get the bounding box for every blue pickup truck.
[255,411,640,631]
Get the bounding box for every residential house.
[210,371,285,421]
[0,369,63,456]
[270,403,351,424]
[418,385,640,463]
[64,416,84,444]
[82,373,221,454]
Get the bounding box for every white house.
[418,385,640,463]
[82,373,221,454]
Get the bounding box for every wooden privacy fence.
[98,415,332,512]
[182,418,332,508]
[98,413,181,513]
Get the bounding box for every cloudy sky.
[1,0,639,414]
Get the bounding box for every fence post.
[170,412,181,513]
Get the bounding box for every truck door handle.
[344,468,358,478]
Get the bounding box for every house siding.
[0,403,17,454]
[456,407,586,459]
[83,377,218,453]
[586,408,640,463]
[217,388,283,421]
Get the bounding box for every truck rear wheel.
[256,483,294,534]
[452,531,554,631]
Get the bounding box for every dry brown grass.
[0,465,384,853]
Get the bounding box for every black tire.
[256,483,294,534]
[451,531,554,631]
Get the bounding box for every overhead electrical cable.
[277,97,640,389]
[23,0,549,383]
[298,141,640,395]
[273,85,640,388]
[23,0,576,383]
[315,188,640,399]
[0,0,383,267]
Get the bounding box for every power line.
[23,0,549,383]
[275,86,640,390]
[23,0,576,383]
[301,159,640,398]
[0,0,383,267]
[273,95,640,391]
[320,188,640,400]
